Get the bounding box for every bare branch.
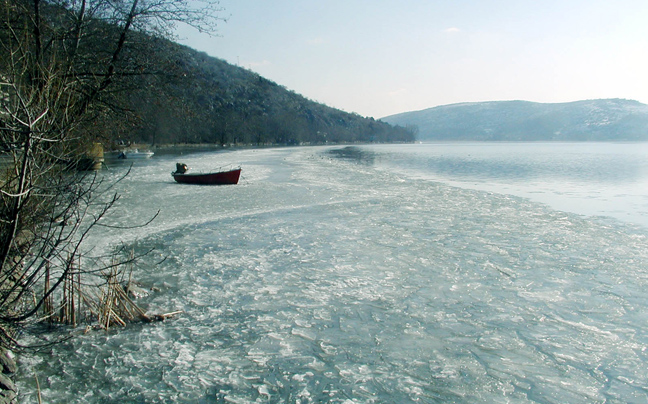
[0,0,224,349]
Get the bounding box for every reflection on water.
[361,142,648,184]
[328,146,376,165]
[355,142,648,228]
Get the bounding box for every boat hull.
[172,168,241,185]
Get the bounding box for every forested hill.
[381,99,648,141]
[118,39,414,146]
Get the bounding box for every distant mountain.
[381,99,648,141]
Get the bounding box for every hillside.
[114,40,415,147]
[1,0,414,151]
[381,99,648,141]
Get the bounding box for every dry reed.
[40,253,181,330]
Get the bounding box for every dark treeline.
[1,1,414,149]
[116,39,415,147]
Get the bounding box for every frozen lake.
[16,143,648,403]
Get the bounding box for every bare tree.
[0,0,223,348]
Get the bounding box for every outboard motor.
[175,163,188,174]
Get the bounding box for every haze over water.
[366,142,648,229]
[16,143,648,403]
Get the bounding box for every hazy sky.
[176,0,648,118]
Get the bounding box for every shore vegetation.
[0,0,224,350]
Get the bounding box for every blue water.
[363,142,648,229]
[15,143,648,403]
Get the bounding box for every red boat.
[172,163,241,185]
